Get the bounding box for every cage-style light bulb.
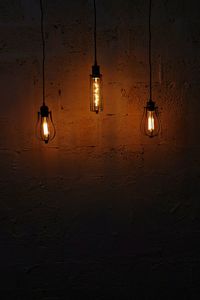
[141,100,160,137]
[36,104,55,144]
[90,64,103,113]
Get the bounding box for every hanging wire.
[40,0,46,106]
[149,0,152,101]
[93,0,97,65]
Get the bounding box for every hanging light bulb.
[90,64,103,113]
[36,105,55,144]
[141,0,161,137]
[141,100,160,137]
[90,0,103,113]
[36,0,56,144]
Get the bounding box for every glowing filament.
[42,117,49,139]
[93,77,100,109]
[148,111,155,132]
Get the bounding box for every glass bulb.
[41,116,49,142]
[36,105,56,143]
[90,65,103,113]
[141,101,160,137]
[148,111,155,132]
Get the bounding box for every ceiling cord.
[149,0,152,101]
[94,0,97,65]
[40,0,46,106]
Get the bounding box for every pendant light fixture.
[141,0,161,137]
[90,0,103,114]
[36,0,55,144]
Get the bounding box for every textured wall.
[0,0,200,298]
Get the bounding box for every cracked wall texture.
[0,0,200,299]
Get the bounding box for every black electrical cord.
[149,0,152,101]
[94,0,97,66]
[40,0,46,106]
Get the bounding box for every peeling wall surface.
[0,0,200,299]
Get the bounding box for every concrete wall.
[0,0,200,298]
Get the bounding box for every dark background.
[0,0,200,299]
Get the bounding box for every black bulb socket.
[146,100,156,111]
[40,104,49,117]
[92,64,101,77]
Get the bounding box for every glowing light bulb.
[36,105,55,144]
[90,64,103,113]
[93,77,100,108]
[141,100,160,137]
[148,111,154,132]
[42,116,49,141]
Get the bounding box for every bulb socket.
[40,104,49,117]
[146,100,156,111]
[92,64,101,77]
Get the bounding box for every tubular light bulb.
[93,77,100,109]
[141,100,160,137]
[36,105,55,144]
[90,64,103,113]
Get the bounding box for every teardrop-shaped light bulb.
[141,100,160,137]
[36,105,56,143]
